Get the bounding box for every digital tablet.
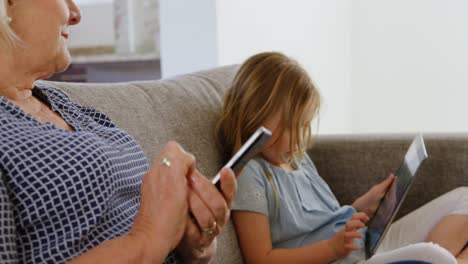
[365,134,428,259]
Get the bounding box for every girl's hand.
[130,141,195,262]
[327,212,369,259]
[176,167,237,263]
[352,174,395,218]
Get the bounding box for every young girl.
[216,52,468,263]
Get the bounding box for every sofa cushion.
[40,65,243,264]
[309,133,468,220]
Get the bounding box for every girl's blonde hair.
[216,51,321,162]
[215,52,321,216]
[0,0,16,49]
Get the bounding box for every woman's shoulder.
[0,99,9,117]
[35,84,73,106]
[0,97,30,135]
[36,84,117,128]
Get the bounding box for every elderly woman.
[0,0,237,263]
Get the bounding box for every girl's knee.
[406,242,457,263]
[446,187,468,215]
[446,187,468,201]
[370,242,457,264]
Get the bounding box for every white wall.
[160,0,353,133]
[159,0,218,78]
[159,0,468,134]
[351,0,468,133]
[216,0,352,134]
[69,3,115,48]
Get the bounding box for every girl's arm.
[233,211,367,264]
[233,211,336,264]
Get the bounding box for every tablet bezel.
[365,134,428,259]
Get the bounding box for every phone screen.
[212,127,272,190]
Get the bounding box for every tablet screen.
[366,134,428,257]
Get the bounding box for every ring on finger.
[202,220,217,236]
[161,156,172,168]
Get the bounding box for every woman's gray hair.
[0,0,16,49]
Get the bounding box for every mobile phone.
[212,127,272,190]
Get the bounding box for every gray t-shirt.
[232,154,365,263]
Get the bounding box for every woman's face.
[8,0,81,78]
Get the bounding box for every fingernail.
[191,174,197,184]
[222,167,230,175]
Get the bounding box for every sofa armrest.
[308,133,468,220]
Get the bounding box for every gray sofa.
[41,65,467,263]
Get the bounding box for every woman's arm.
[71,141,194,263]
[0,174,19,263]
[176,168,237,264]
[68,233,169,264]
[71,144,237,264]
[233,211,368,264]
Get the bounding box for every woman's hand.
[352,174,395,218]
[176,167,237,264]
[130,141,195,263]
[327,212,369,259]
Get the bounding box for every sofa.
[41,65,467,263]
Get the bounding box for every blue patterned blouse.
[0,85,177,263]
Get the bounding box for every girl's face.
[260,103,315,167]
[261,111,294,166]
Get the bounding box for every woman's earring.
[6,16,12,24]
